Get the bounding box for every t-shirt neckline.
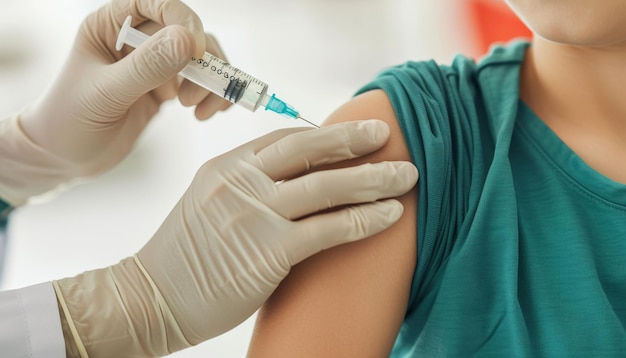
[517,100,626,208]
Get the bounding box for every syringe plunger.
[115,17,149,51]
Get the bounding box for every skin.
[248,1,626,356]
[510,0,626,183]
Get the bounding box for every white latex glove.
[0,0,228,206]
[53,120,419,357]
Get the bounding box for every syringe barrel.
[179,57,268,112]
[116,16,268,112]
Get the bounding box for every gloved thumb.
[106,25,195,108]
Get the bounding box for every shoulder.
[325,89,412,163]
[248,90,418,357]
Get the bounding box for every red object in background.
[468,0,532,57]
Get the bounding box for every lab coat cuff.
[0,282,66,357]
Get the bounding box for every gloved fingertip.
[184,15,206,58]
[360,119,390,147]
[219,101,233,112]
[193,37,206,59]
[395,161,419,187]
[383,199,404,223]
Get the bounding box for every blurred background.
[0,0,528,356]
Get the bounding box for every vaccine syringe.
[116,16,318,127]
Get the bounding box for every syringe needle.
[298,116,319,128]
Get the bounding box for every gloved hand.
[0,0,229,206]
[53,120,419,357]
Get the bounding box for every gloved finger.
[254,119,390,181]
[268,161,418,219]
[285,199,404,265]
[179,79,232,117]
[194,95,232,120]
[136,20,162,36]
[84,95,161,173]
[205,32,227,63]
[178,80,232,111]
[228,127,312,157]
[125,94,161,133]
[178,77,211,107]
[111,0,206,57]
[150,77,182,103]
[106,25,195,109]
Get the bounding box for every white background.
[0,0,476,356]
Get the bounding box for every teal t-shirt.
[359,41,626,356]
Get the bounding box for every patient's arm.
[247,89,419,357]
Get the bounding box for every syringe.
[116,16,318,127]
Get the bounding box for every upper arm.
[247,89,419,357]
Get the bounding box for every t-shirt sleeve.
[355,57,482,312]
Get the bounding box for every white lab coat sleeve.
[0,282,66,358]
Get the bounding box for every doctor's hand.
[53,120,419,357]
[3,0,228,205]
